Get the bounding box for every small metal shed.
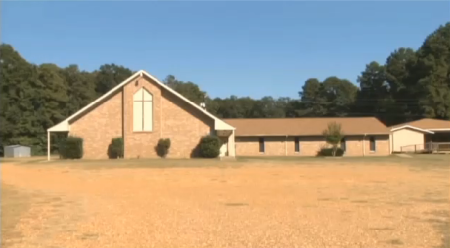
[4,145,31,158]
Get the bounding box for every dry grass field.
[1,155,449,248]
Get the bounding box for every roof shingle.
[390,118,450,130]
[223,117,389,136]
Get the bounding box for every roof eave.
[47,121,69,132]
[52,70,235,131]
[390,125,434,134]
[235,133,390,137]
[140,71,235,130]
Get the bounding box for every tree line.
[1,22,449,155]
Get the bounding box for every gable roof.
[48,70,234,132]
[390,118,450,131]
[390,125,434,134]
[223,117,389,137]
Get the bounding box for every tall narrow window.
[294,137,300,152]
[370,136,376,152]
[341,138,346,151]
[259,137,265,153]
[133,88,153,132]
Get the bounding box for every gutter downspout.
[363,133,366,157]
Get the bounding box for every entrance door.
[219,137,228,157]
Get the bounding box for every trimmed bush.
[58,139,66,159]
[199,135,221,158]
[156,138,171,158]
[317,147,344,157]
[108,137,124,159]
[59,136,83,159]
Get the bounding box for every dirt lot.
[2,156,450,248]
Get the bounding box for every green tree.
[298,77,357,117]
[215,96,255,118]
[94,64,133,96]
[251,96,286,118]
[205,97,221,116]
[355,62,392,123]
[298,78,328,116]
[322,122,344,157]
[63,65,96,116]
[36,64,68,127]
[278,97,298,117]
[322,77,358,117]
[412,23,450,120]
[164,75,206,104]
[385,47,418,124]
[0,44,44,154]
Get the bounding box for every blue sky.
[2,1,449,99]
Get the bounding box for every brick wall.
[69,75,214,159]
[159,90,213,158]
[235,135,390,156]
[286,136,327,156]
[123,76,214,159]
[361,135,390,156]
[69,91,123,159]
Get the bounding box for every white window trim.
[133,88,153,132]
[294,137,300,153]
[259,138,265,153]
[370,137,376,152]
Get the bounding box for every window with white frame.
[369,136,376,152]
[259,137,265,153]
[294,137,300,152]
[133,88,153,132]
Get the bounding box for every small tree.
[156,138,171,158]
[322,122,344,157]
[199,135,221,158]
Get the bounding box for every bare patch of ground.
[1,156,449,248]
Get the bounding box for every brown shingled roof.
[390,118,450,130]
[223,117,389,137]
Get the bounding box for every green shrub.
[156,138,171,158]
[199,135,221,158]
[108,137,124,159]
[317,147,344,157]
[58,139,66,159]
[59,136,83,159]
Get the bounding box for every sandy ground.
[1,158,449,248]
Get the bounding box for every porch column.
[47,131,51,161]
[228,130,236,157]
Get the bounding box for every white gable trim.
[47,70,234,132]
[390,125,434,134]
[140,71,234,130]
[47,120,70,132]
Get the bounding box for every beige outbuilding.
[389,118,450,153]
